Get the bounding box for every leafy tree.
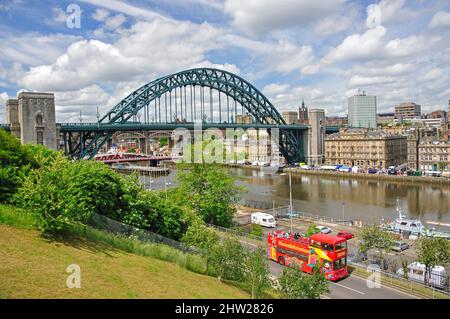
[278,266,329,299]
[250,224,263,237]
[182,214,219,273]
[177,163,245,227]
[305,224,320,237]
[243,247,271,299]
[416,237,450,286]
[159,137,168,148]
[357,222,395,268]
[210,236,246,281]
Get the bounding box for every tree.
[210,236,245,281]
[416,237,450,286]
[243,247,271,299]
[357,223,395,269]
[250,224,263,237]
[305,224,320,237]
[177,163,245,227]
[278,266,329,299]
[182,214,219,273]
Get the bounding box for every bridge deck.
[59,122,310,132]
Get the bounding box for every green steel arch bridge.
[58,68,336,163]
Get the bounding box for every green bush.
[250,224,263,237]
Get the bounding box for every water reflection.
[140,168,450,224]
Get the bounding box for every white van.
[251,212,276,228]
[397,262,448,289]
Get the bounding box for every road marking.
[332,282,365,295]
[351,274,420,299]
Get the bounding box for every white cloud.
[324,26,387,63]
[428,11,450,29]
[263,83,290,95]
[104,14,127,30]
[79,0,171,22]
[92,8,110,21]
[272,40,316,74]
[52,7,68,23]
[224,0,346,36]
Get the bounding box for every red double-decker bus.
[267,230,349,281]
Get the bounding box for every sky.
[0,0,449,123]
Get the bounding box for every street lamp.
[289,169,293,234]
[164,175,171,201]
[342,202,345,224]
[148,179,154,191]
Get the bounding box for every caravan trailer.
[251,212,276,228]
[397,262,448,289]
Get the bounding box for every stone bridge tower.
[6,92,57,150]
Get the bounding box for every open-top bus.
[267,230,349,281]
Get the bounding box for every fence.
[243,200,358,227]
[206,222,265,242]
[87,213,201,254]
[348,260,450,297]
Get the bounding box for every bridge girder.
[66,68,304,163]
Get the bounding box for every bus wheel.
[278,257,285,265]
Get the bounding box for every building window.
[37,131,44,145]
[36,114,43,125]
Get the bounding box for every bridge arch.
[69,68,304,163]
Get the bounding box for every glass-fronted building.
[348,93,377,128]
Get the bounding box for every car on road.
[336,231,354,240]
[391,241,409,252]
[367,168,378,174]
[316,225,332,234]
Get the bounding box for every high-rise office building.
[348,92,377,128]
[395,102,421,120]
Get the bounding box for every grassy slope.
[0,207,248,299]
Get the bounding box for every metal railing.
[348,260,450,297]
[88,213,200,254]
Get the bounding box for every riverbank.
[283,167,450,186]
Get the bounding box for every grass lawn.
[0,223,249,299]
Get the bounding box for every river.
[140,167,450,225]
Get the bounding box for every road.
[237,219,419,299]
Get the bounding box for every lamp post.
[342,202,345,224]
[289,170,293,234]
[164,175,171,201]
[148,179,154,191]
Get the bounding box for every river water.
[140,167,450,225]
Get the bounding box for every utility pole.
[342,202,345,224]
[289,170,293,234]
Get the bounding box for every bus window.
[322,243,334,251]
[335,241,347,251]
[333,258,346,270]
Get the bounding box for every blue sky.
[0,0,449,122]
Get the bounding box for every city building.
[429,110,447,123]
[407,129,420,171]
[282,111,298,125]
[418,138,450,171]
[377,113,395,126]
[307,109,325,166]
[323,116,348,126]
[5,92,57,150]
[348,92,377,128]
[394,102,421,120]
[235,114,253,124]
[410,117,444,128]
[324,128,407,169]
[298,100,309,125]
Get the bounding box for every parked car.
[337,231,354,240]
[316,225,332,234]
[391,241,409,252]
[388,169,398,175]
[367,168,378,174]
